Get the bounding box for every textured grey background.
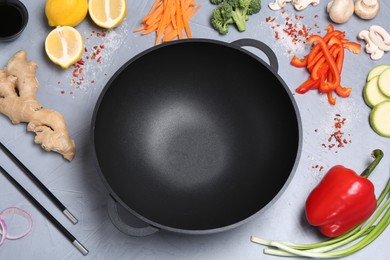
[1,1,390,259]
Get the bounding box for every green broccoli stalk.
[229,0,251,32]
[210,0,261,34]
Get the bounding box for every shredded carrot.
[135,0,202,45]
[291,24,361,105]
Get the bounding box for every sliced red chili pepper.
[308,35,341,90]
[295,77,320,94]
[335,85,352,97]
[328,37,344,70]
[307,31,344,65]
[307,53,325,72]
[290,55,307,67]
[311,59,327,80]
[342,41,361,54]
[326,91,336,105]
[325,23,334,33]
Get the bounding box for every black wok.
[91,38,302,236]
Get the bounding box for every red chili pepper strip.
[295,78,320,94]
[307,53,325,73]
[290,55,307,67]
[328,37,344,70]
[308,35,341,90]
[307,31,345,64]
[335,85,352,97]
[342,41,361,54]
[325,23,334,33]
[305,149,384,238]
[311,60,328,81]
[307,42,338,72]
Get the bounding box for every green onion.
[250,175,390,258]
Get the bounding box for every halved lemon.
[45,26,84,69]
[88,0,127,29]
[45,0,88,27]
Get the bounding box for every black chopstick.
[0,142,78,224]
[0,165,89,256]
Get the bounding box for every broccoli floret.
[210,0,262,34]
[210,4,233,35]
[210,0,224,4]
[248,0,261,15]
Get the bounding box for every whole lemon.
[45,0,88,27]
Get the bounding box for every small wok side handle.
[231,38,279,73]
[107,195,159,237]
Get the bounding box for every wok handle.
[231,38,279,73]
[107,195,159,237]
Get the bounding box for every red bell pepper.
[305,149,384,238]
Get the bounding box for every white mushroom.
[358,30,384,60]
[368,25,390,51]
[293,0,320,11]
[268,0,291,11]
[370,48,385,60]
[358,30,379,54]
[327,0,354,24]
[354,0,380,20]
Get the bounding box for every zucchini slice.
[378,68,390,97]
[367,64,390,82]
[370,100,390,137]
[363,76,390,108]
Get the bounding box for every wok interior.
[93,41,300,231]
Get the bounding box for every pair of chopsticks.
[0,142,88,256]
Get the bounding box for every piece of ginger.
[0,50,76,161]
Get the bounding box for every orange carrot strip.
[163,24,179,42]
[141,0,163,23]
[185,3,202,19]
[156,0,174,45]
[181,0,192,38]
[176,0,184,39]
[141,22,159,35]
[170,2,177,30]
[135,0,201,44]
[145,7,163,26]
[134,25,146,32]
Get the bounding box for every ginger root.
[0,50,76,161]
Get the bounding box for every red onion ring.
[0,217,7,246]
[0,207,32,240]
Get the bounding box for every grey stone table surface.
[1,1,390,259]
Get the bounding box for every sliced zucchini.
[367,64,390,82]
[370,100,390,137]
[363,76,390,108]
[378,68,390,97]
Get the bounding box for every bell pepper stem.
[360,149,384,178]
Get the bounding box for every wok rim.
[90,38,303,234]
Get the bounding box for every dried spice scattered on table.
[58,31,107,95]
[318,114,352,152]
[263,10,320,55]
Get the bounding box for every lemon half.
[45,0,88,27]
[45,26,84,69]
[88,0,127,29]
